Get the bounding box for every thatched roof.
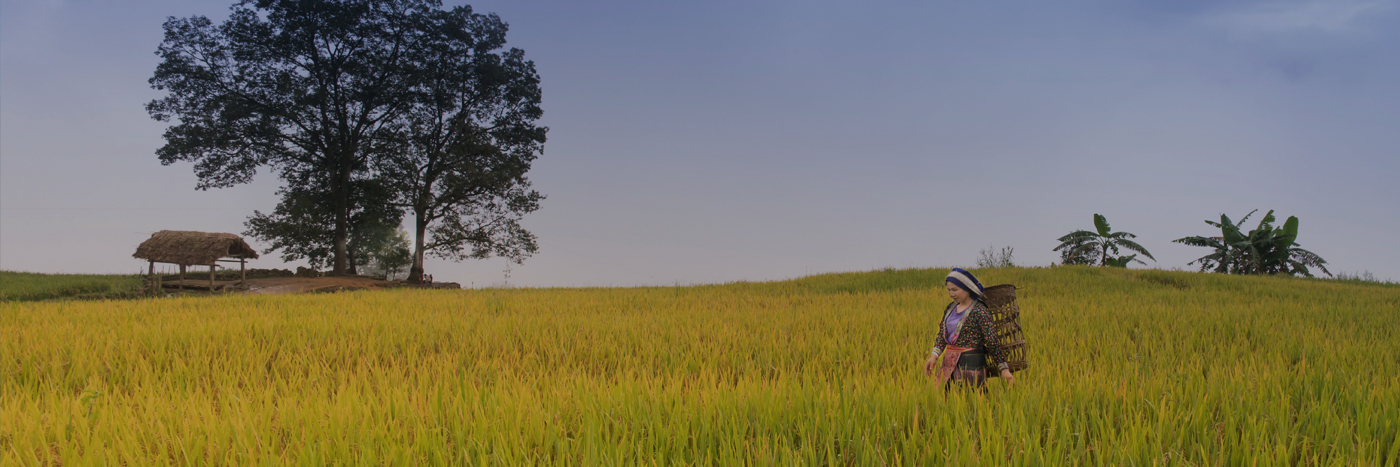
[132,230,259,265]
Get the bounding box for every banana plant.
[1174,210,1253,274]
[1174,210,1330,277]
[1054,214,1156,267]
[1104,254,1139,268]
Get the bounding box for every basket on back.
[982,284,1028,373]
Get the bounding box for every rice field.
[2,266,1397,465]
[0,271,146,302]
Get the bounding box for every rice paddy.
[0,271,146,302]
[2,266,1397,465]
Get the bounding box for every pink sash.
[935,345,974,384]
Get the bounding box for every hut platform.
[160,280,246,292]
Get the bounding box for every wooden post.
[240,258,246,285]
[178,264,185,290]
[210,262,216,292]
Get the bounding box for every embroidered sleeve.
[931,303,949,357]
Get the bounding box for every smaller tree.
[361,229,414,280]
[1053,214,1156,267]
[376,9,548,284]
[1056,239,1099,266]
[244,171,402,275]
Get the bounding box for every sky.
[3,0,1398,287]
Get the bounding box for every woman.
[923,268,1014,389]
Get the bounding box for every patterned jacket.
[931,300,1010,371]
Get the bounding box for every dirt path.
[240,276,399,295]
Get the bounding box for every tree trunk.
[330,160,351,275]
[347,244,359,276]
[409,209,428,284]
[331,229,350,276]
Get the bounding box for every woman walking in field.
[924,268,1014,390]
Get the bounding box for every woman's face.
[945,281,970,303]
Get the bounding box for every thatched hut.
[133,230,259,289]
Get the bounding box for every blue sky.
[3,0,1398,286]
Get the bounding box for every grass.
[0,271,146,301]
[1,266,1397,465]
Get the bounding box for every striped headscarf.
[945,268,985,300]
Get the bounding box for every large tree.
[376,7,546,283]
[148,0,441,275]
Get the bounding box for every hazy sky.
[3,0,1398,286]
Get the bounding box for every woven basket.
[982,284,1028,373]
